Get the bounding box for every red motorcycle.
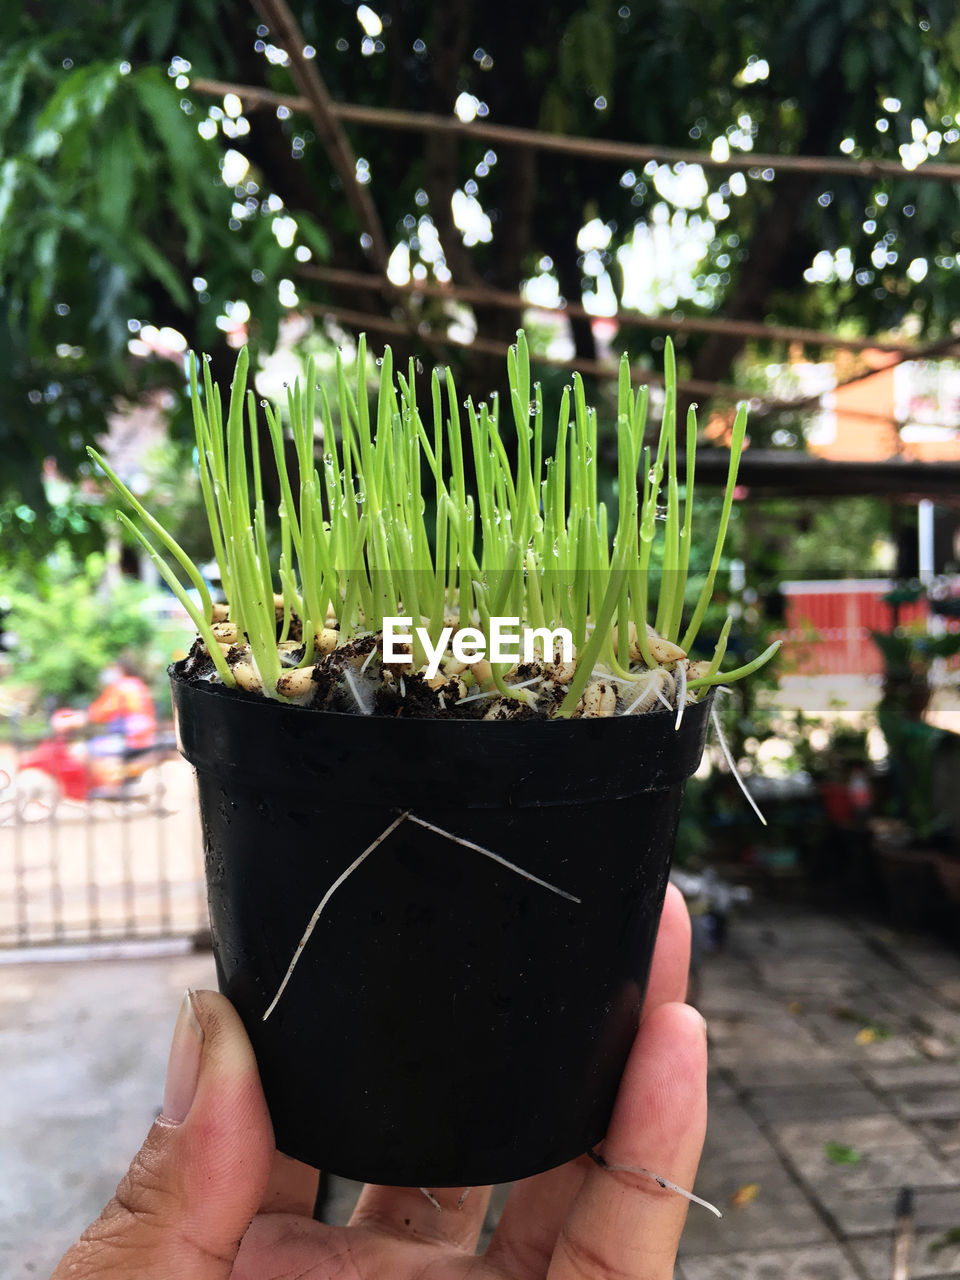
[0,708,181,824]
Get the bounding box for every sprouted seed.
[91,331,778,721]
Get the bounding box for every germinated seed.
[314,628,339,655]
[276,667,317,698]
[645,624,686,665]
[575,681,617,718]
[543,656,576,684]
[232,660,263,693]
[471,658,493,687]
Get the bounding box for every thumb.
[53,989,275,1280]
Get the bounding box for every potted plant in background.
[92,331,777,1188]
[785,712,878,904]
[871,592,960,930]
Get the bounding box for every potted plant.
[871,600,960,929]
[92,331,776,1188]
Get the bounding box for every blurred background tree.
[0,549,180,709]
[3,0,960,556]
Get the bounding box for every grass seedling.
[91,331,778,716]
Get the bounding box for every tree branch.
[248,0,391,273]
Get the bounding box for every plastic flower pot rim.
[171,665,714,809]
[172,667,713,1186]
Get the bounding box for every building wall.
[809,351,960,464]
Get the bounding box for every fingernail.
[161,989,204,1124]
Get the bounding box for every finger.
[484,1157,591,1277]
[484,885,693,1277]
[548,1002,707,1280]
[641,882,692,1017]
[258,1151,320,1217]
[52,989,274,1280]
[350,1181,494,1251]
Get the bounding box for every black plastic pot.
[171,669,712,1187]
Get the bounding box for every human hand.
[52,883,707,1279]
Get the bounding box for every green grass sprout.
[91,332,778,712]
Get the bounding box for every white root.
[710,690,767,826]
[211,602,229,623]
[674,661,688,730]
[589,1149,722,1218]
[262,812,410,1020]
[404,814,581,903]
[623,668,675,716]
[343,666,374,715]
[262,811,581,1021]
[415,1186,473,1211]
[462,675,540,707]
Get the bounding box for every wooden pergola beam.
[306,302,764,401]
[191,76,960,186]
[297,262,933,357]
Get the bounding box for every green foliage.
[5,0,960,548]
[787,712,871,781]
[873,613,960,836]
[0,550,156,706]
[98,334,778,709]
[0,9,325,528]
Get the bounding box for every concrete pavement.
[3,901,960,1279]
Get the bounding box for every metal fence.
[0,726,206,949]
